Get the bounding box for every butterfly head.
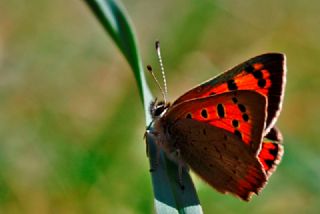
[150,99,171,118]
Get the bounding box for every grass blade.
[84,0,203,213]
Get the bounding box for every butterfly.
[147,45,286,201]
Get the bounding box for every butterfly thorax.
[149,99,180,160]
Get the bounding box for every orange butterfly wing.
[172,53,286,133]
[161,91,268,200]
[259,127,284,176]
[164,90,267,154]
[258,141,283,177]
[170,119,267,201]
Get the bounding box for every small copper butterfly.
[146,41,286,201]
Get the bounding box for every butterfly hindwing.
[265,126,283,143]
[164,90,267,154]
[172,53,286,133]
[168,118,267,201]
[258,127,284,177]
[258,142,283,177]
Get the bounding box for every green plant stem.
[84,0,203,213]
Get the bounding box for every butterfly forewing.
[165,90,267,154]
[172,53,286,133]
[168,119,267,201]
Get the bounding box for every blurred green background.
[0,0,320,213]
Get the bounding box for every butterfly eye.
[154,105,165,117]
[150,100,170,118]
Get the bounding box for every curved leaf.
[84,0,203,213]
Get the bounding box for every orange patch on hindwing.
[258,142,283,177]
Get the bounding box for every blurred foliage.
[0,0,319,213]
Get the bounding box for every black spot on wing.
[201,109,208,118]
[217,104,225,118]
[246,64,254,73]
[227,79,238,90]
[232,97,238,104]
[232,120,239,128]
[269,145,279,156]
[253,70,263,79]
[242,113,249,122]
[234,130,242,140]
[265,159,274,168]
[238,104,246,112]
[258,79,267,88]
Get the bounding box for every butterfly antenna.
[147,65,167,103]
[155,41,168,99]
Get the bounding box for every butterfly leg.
[144,130,161,172]
[144,130,152,157]
[175,149,186,190]
[149,145,161,172]
[144,129,159,155]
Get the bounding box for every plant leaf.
[84,0,203,213]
